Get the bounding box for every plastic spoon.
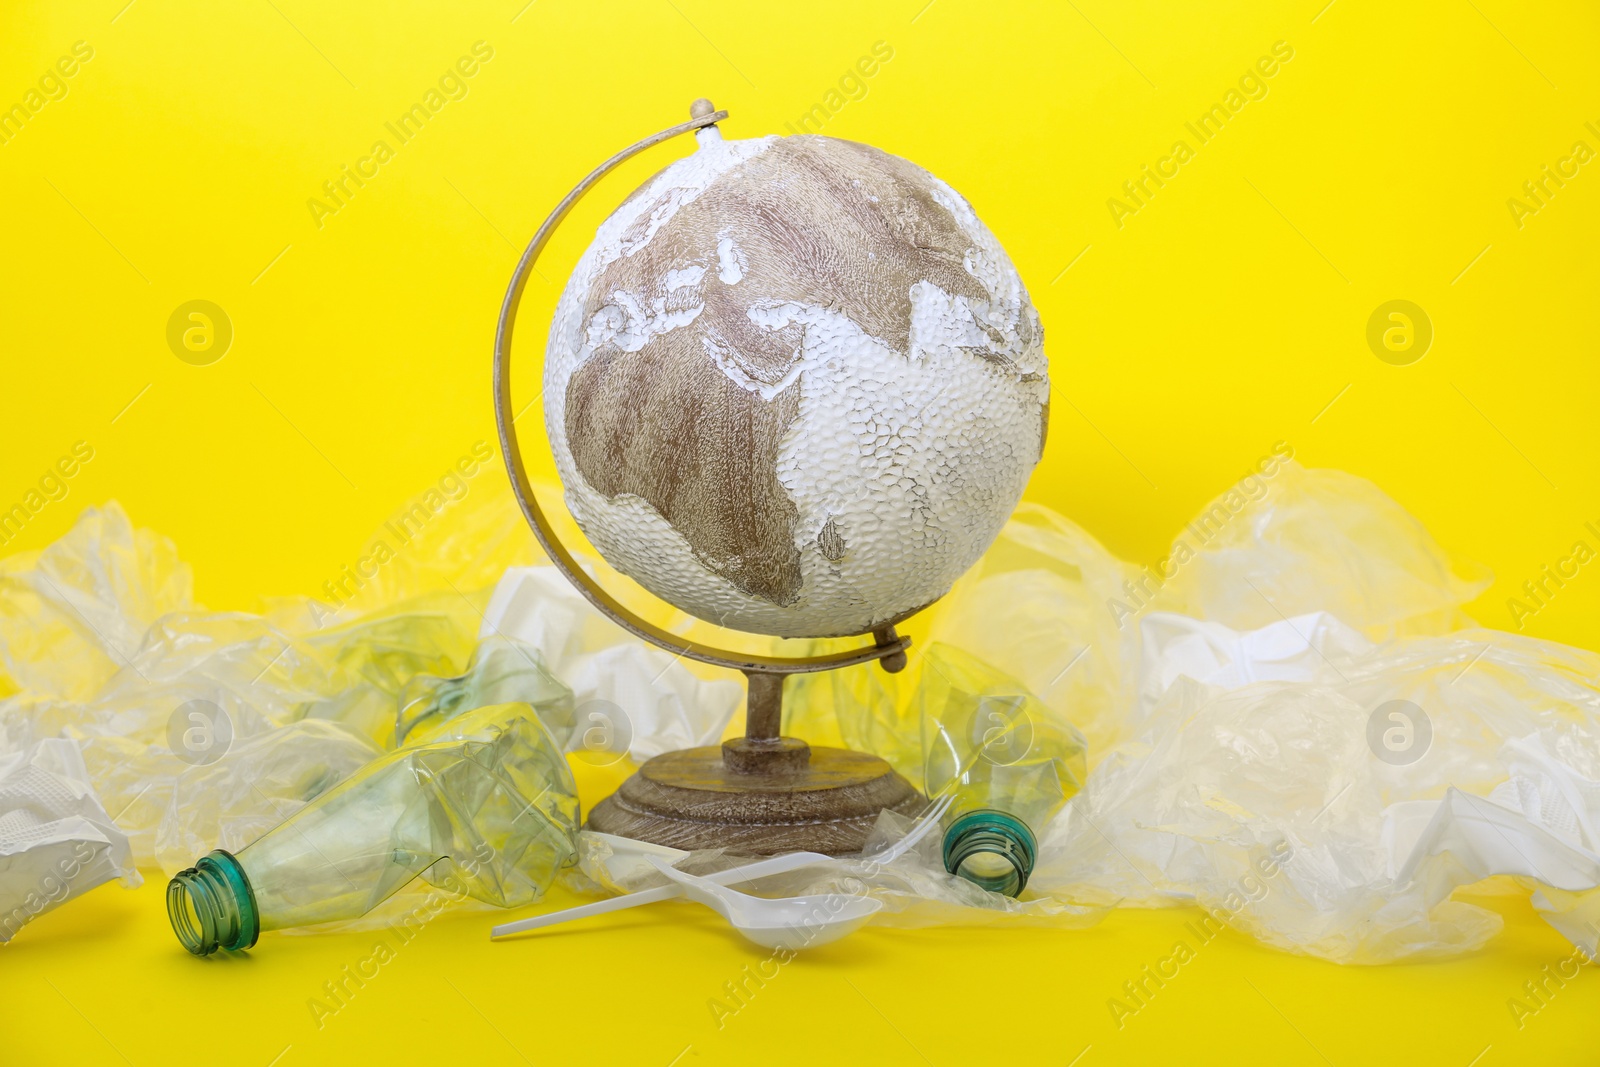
[644,855,882,949]
[489,791,951,940]
[624,798,953,950]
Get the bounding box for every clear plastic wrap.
[1034,622,1600,962]
[774,464,1600,959]
[0,504,192,702]
[1017,467,1600,962]
[1146,462,1493,640]
[481,567,743,761]
[0,491,735,898]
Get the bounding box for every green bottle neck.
[167,850,260,955]
[942,808,1037,898]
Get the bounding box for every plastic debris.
[397,636,574,747]
[0,737,140,942]
[919,643,1086,896]
[1145,463,1493,640]
[776,462,1600,960]
[1016,464,1600,963]
[0,494,554,888]
[482,567,742,761]
[0,486,743,933]
[167,703,579,954]
[7,460,1600,965]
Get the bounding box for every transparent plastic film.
[396,635,574,747]
[781,641,919,778]
[923,502,1141,767]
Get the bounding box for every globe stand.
[494,99,924,855]
[587,657,924,854]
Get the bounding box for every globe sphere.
[544,131,1048,639]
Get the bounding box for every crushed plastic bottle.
[918,644,1087,896]
[783,641,1087,898]
[166,703,579,955]
[921,501,1140,770]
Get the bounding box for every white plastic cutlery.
[489,849,833,938]
[489,791,953,942]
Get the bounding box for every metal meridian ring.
[492,103,911,675]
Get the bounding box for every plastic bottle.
[918,644,1086,897]
[167,702,579,955]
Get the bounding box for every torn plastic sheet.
[0,484,745,937]
[1014,461,1600,962]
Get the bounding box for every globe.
[544,128,1049,639]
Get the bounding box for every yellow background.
[2,0,1598,1063]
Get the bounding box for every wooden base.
[586,738,924,855]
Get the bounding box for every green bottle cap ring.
[167,849,261,956]
[942,809,1038,898]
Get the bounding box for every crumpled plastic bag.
[763,461,1600,961]
[1116,620,1600,965]
[0,504,191,703]
[0,737,140,942]
[1134,610,1372,719]
[548,460,1600,963]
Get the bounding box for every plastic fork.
[644,854,882,949]
[489,849,833,939]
